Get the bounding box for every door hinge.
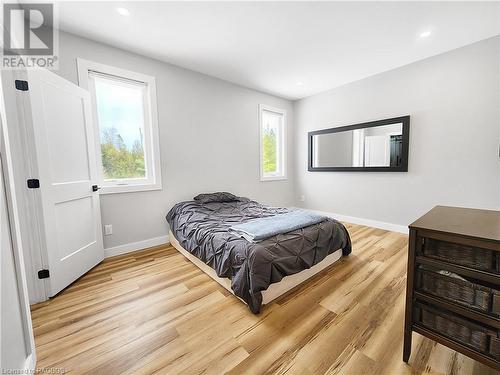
[38,269,50,279]
[27,179,40,189]
[15,80,29,91]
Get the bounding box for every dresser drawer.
[414,302,500,360]
[406,207,500,369]
[416,267,500,316]
[420,237,498,273]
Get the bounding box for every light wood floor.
[31,223,499,375]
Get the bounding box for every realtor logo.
[2,3,58,69]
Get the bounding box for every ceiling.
[56,1,500,100]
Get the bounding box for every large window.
[260,105,286,181]
[77,59,161,193]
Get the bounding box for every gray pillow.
[193,192,239,203]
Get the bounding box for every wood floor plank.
[30,223,500,374]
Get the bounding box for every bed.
[166,193,351,313]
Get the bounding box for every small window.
[260,105,286,181]
[77,59,161,194]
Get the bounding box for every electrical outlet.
[104,224,113,236]
[299,195,306,202]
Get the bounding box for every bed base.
[169,230,343,306]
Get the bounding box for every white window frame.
[259,104,287,181]
[77,58,162,194]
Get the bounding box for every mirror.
[308,116,410,172]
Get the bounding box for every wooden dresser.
[404,206,500,370]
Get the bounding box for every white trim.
[24,353,36,372]
[104,234,169,258]
[260,176,287,182]
[259,104,287,182]
[4,69,50,304]
[294,207,408,234]
[76,58,162,194]
[99,183,162,195]
[0,74,37,369]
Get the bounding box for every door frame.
[0,73,37,370]
[2,68,50,303]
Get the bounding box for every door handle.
[92,185,101,192]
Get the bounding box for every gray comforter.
[166,198,351,313]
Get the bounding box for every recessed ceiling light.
[419,30,432,38]
[116,7,130,16]
[297,81,304,86]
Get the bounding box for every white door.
[24,69,103,296]
[364,135,391,167]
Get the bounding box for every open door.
[364,135,391,167]
[20,69,104,296]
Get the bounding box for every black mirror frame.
[308,115,410,172]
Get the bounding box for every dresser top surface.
[410,206,500,243]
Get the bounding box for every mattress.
[169,230,343,305]
[166,198,351,313]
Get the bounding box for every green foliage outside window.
[101,127,145,179]
[262,128,277,173]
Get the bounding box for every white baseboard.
[295,208,409,234]
[104,235,170,258]
[24,353,36,372]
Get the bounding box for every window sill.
[260,176,287,182]
[99,183,162,195]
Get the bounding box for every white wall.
[49,32,500,244]
[55,31,294,249]
[294,36,500,226]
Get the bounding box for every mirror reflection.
[312,123,403,168]
[308,116,409,171]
